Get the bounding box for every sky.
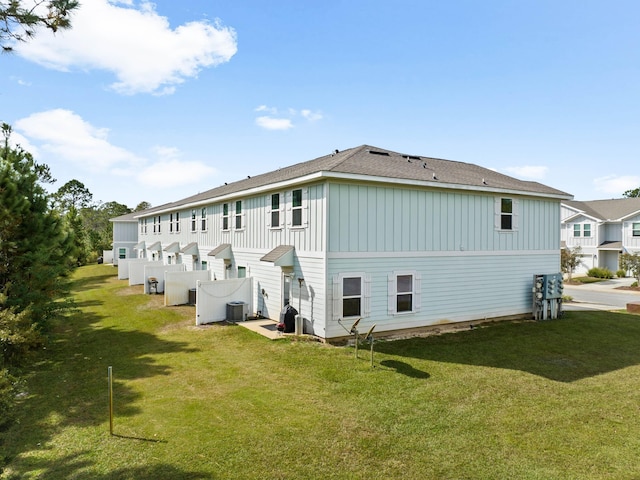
[1,0,640,208]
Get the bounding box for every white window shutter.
[414,273,422,313]
[363,274,371,318]
[302,187,309,226]
[279,194,285,227]
[332,275,341,321]
[494,197,501,229]
[513,199,519,231]
[266,196,271,227]
[388,274,396,315]
[286,191,292,225]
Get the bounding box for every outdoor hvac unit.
[226,301,248,322]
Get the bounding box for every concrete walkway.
[564,276,640,311]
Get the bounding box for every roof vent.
[368,150,390,156]
[402,155,421,161]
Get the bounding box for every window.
[292,189,303,227]
[157,216,161,233]
[118,248,126,259]
[573,224,581,237]
[396,274,413,313]
[583,224,591,237]
[191,209,197,232]
[153,216,158,233]
[201,260,207,270]
[174,212,180,232]
[333,274,371,320]
[342,277,362,317]
[270,193,281,228]
[201,208,207,231]
[222,203,229,230]
[633,223,640,237]
[500,198,513,230]
[139,219,144,234]
[235,201,242,229]
[238,266,246,278]
[388,271,421,315]
[170,213,174,233]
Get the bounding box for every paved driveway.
[563,277,640,311]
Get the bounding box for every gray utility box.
[227,301,248,322]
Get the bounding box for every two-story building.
[561,198,640,274]
[112,145,571,340]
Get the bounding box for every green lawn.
[2,264,640,479]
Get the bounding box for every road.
[564,280,640,311]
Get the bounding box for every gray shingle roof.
[563,198,640,221]
[120,145,572,218]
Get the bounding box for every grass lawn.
[2,264,640,479]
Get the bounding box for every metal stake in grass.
[363,324,377,367]
[108,366,114,436]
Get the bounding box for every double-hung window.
[332,273,371,320]
[174,212,180,233]
[156,216,161,233]
[500,198,513,230]
[573,224,581,237]
[388,271,421,315]
[633,222,640,237]
[191,209,197,232]
[235,201,242,229]
[170,213,174,233]
[201,208,207,231]
[583,224,591,237]
[222,203,229,230]
[292,189,303,227]
[270,193,281,228]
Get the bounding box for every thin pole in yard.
[108,366,113,436]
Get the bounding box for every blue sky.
[2,0,639,208]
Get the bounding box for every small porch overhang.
[134,241,145,250]
[164,242,181,253]
[260,245,294,267]
[598,241,623,251]
[208,243,232,260]
[180,242,199,256]
[147,241,162,251]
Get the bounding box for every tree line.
[0,123,149,430]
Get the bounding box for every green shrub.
[632,281,639,288]
[587,267,614,279]
[617,269,627,278]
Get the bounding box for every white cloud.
[254,105,322,130]
[255,116,294,131]
[15,0,237,95]
[137,158,216,188]
[301,109,323,121]
[593,174,640,196]
[503,165,548,180]
[14,109,143,171]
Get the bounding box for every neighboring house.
[110,211,139,266]
[561,198,640,274]
[112,145,571,340]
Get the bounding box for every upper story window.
[388,271,421,315]
[153,215,161,233]
[235,201,243,229]
[222,203,229,230]
[500,198,513,230]
[573,223,590,237]
[633,222,640,237]
[191,209,197,232]
[292,189,303,227]
[583,224,591,237]
[201,208,207,231]
[141,218,147,234]
[573,224,581,237]
[174,212,180,233]
[269,193,282,228]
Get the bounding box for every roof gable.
[563,198,640,222]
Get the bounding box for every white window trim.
[495,197,519,232]
[388,271,421,315]
[287,188,308,228]
[222,203,230,231]
[191,209,197,233]
[267,192,284,229]
[234,200,245,231]
[201,208,208,232]
[332,272,371,321]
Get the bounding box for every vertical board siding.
[327,183,560,253]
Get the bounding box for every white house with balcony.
[112,145,571,341]
[561,198,640,274]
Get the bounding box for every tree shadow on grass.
[375,311,640,383]
[1,267,201,476]
[2,452,212,479]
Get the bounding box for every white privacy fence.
[130,260,163,286]
[196,278,253,325]
[144,264,186,294]
[165,270,211,306]
[118,258,151,280]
